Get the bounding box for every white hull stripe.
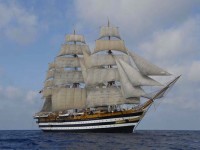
[40,122,137,130]
[39,116,140,126]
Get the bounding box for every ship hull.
[37,111,144,133]
[42,126,135,133]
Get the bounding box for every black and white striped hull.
[38,112,143,133]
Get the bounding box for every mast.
[39,29,90,112]
[85,21,136,109]
[72,29,79,88]
[107,19,114,86]
[84,21,172,109]
[107,19,112,54]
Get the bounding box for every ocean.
[0,130,199,150]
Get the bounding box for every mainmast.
[83,21,171,110]
[84,21,134,109]
[72,29,79,88]
[107,19,112,54]
[107,19,114,86]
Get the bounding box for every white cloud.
[0,67,4,77]
[188,61,200,82]
[75,0,200,41]
[162,88,200,110]
[138,16,200,63]
[0,1,39,44]
[0,85,42,129]
[0,85,40,103]
[134,16,200,112]
[0,85,22,100]
[4,86,22,100]
[25,90,39,104]
[136,16,200,85]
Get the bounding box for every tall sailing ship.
[34,21,180,133]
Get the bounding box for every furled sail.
[66,34,85,43]
[86,68,120,86]
[58,44,90,56]
[129,51,171,76]
[52,88,86,111]
[86,87,125,108]
[115,59,146,98]
[93,40,127,54]
[99,26,121,39]
[118,58,162,86]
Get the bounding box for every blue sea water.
[0,130,199,150]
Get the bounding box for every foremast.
[38,30,90,115]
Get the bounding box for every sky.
[0,0,200,130]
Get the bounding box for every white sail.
[52,88,86,111]
[81,49,90,68]
[73,88,87,109]
[129,51,171,76]
[48,63,55,70]
[44,80,54,88]
[93,40,127,54]
[58,44,90,56]
[41,97,52,112]
[54,70,84,85]
[79,59,88,83]
[115,59,146,98]
[143,75,181,100]
[99,26,121,39]
[83,52,130,68]
[118,58,162,86]
[54,57,82,68]
[86,87,125,108]
[46,70,54,80]
[143,90,165,100]
[66,34,85,43]
[86,68,119,86]
[125,97,140,104]
[42,88,53,97]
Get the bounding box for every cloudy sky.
[0,0,200,130]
